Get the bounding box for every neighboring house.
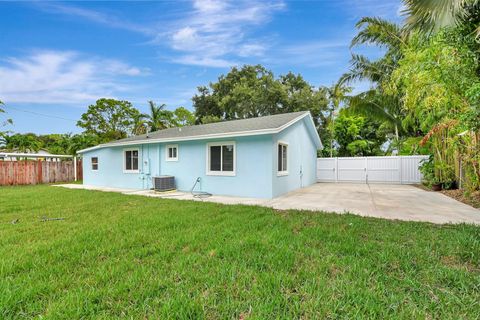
[0,149,60,161]
[78,111,322,198]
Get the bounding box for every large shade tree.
[77,98,142,142]
[193,65,329,128]
[331,109,387,157]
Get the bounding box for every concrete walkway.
[55,183,480,225]
[267,183,480,225]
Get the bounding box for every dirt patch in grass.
[441,190,480,209]
[440,255,480,273]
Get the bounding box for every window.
[124,149,139,172]
[91,157,98,171]
[277,142,288,175]
[166,144,178,161]
[207,142,235,176]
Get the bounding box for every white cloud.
[267,40,350,67]
[102,60,144,76]
[336,0,402,21]
[162,0,285,67]
[193,0,227,13]
[172,55,237,68]
[238,43,266,57]
[0,51,145,104]
[32,1,285,68]
[34,2,153,35]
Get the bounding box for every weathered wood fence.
[0,160,82,186]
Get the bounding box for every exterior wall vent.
[152,176,175,192]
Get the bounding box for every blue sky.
[0,0,402,134]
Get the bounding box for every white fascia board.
[77,113,311,154]
[304,113,323,149]
[0,152,74,158]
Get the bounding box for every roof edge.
[304,113,323,149]
[77,112,312,154]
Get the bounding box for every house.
[0,149,61,161]
[77,111,322,198]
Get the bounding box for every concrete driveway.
[268,183,480,225]
[57,183,480,225]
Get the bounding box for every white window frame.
[277,141,289,176]
[165,144,179,162]
[123,148,140,173]
[91,157,98,171]
[206,141,236,176]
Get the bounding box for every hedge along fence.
[0,160,82,186]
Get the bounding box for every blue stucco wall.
[82,143,161,190]
[158,135,273,198]
[82,118,318,198]
[83,135,274,198]
[271,117,318,198]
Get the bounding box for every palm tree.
[326,82,352,156]
[402,0,478,34]
[347,90,404,143]
[0,100,13,130]
[132,112,148,136]
[145,101,170,132]
[4,134,41,153]
[340,17,407,86]
[0,132,7,149]
[69,134,98,156]
[339,17,411,152]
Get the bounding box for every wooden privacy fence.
[0,160,83,186]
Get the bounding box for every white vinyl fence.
[317,156,429,184]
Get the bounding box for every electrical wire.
[2,105,78,122]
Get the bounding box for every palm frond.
[351,17,405,49]
[340,54,395,85]
[346,90,404,134]
[402,0,474,34]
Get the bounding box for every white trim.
[206,141,236,176]
[91,156,99,171]
[77,113,315,154]
[277,141,289,176]
[0,152,74,158]
[123,148,140,173]
[165,144,179,162]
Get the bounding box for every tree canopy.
[77,98,141,142]
[193,65,329,128]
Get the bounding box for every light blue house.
[78,111,322,199]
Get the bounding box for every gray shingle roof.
[79,111,320,153]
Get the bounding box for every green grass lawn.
[1,185,479,319]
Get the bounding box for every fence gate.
[317,156,428,184]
